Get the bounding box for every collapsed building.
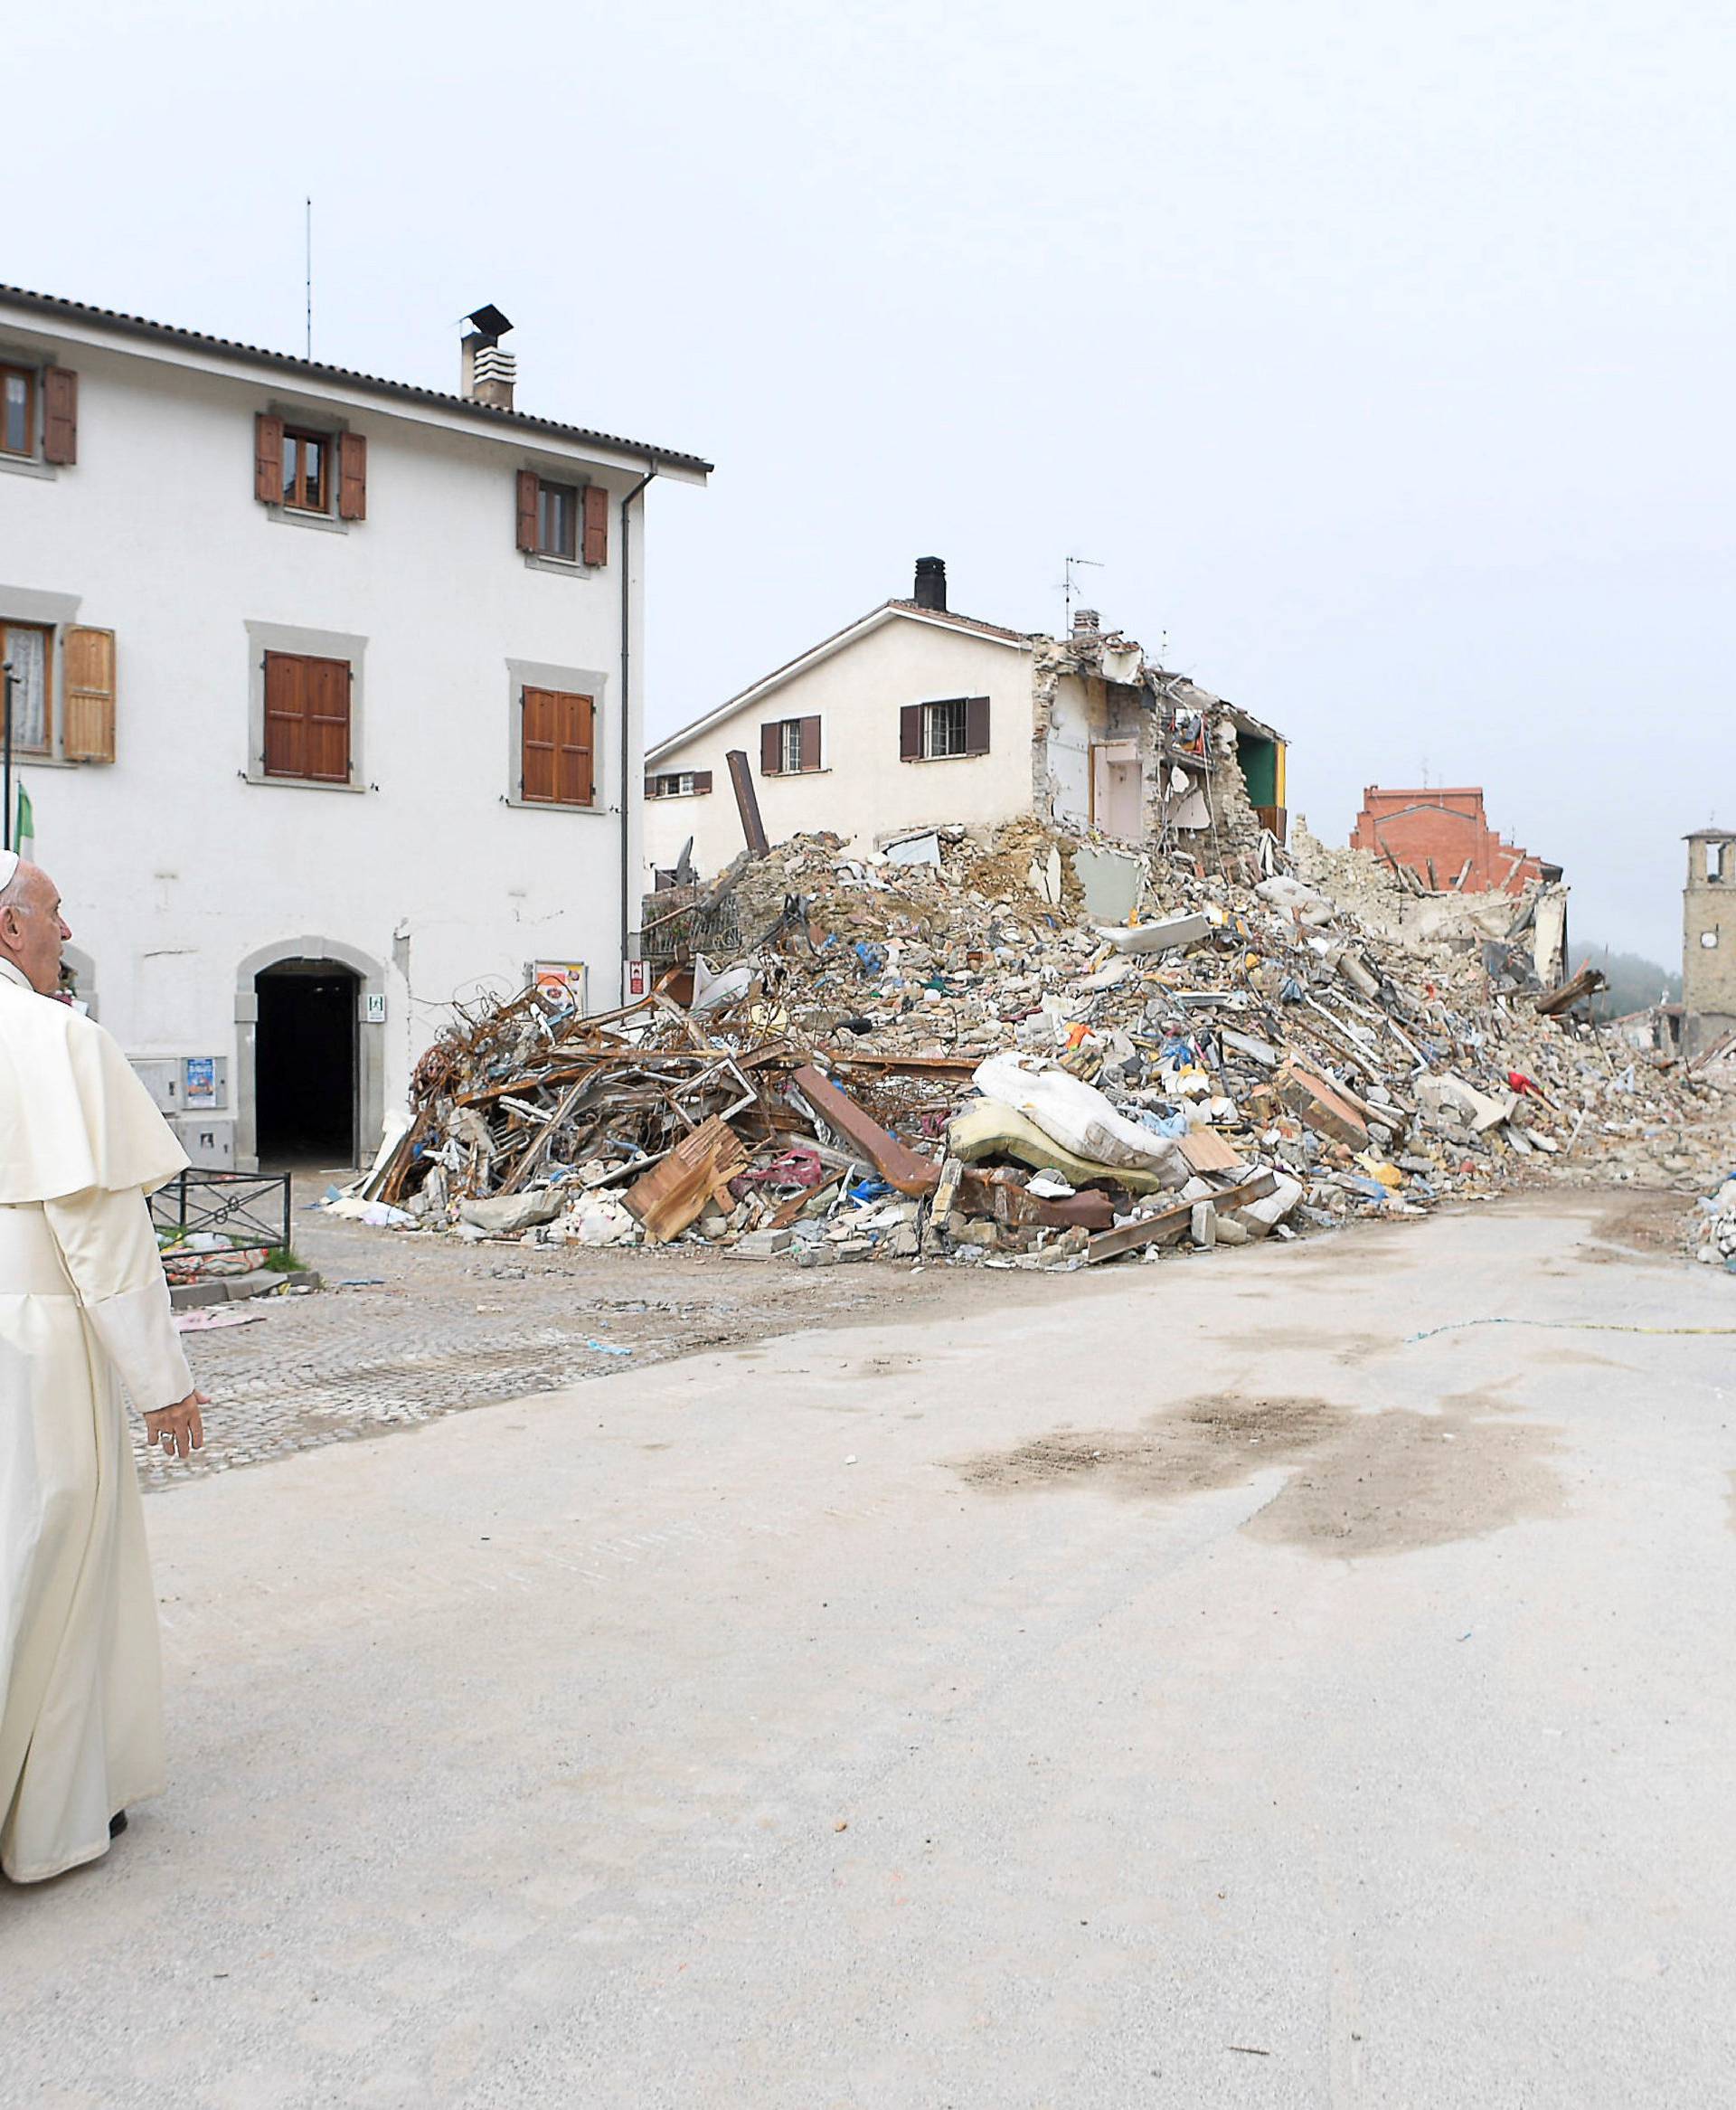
[642,560,1287,888]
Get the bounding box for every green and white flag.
[13,781,33,862]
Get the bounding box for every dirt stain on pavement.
[1244,1408,1564,1556]
[954,1394,1565,1556]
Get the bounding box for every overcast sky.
[13,0,1731,961]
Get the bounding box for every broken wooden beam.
[726,748,769,859]
[790,1064,940,1196]
[1084,1169,1277,1265]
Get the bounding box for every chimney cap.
[912,555,948,611]
[464,303,514,341]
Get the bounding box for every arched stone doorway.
[235,937,386,1171]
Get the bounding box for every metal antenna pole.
[1061,554,1102,632]
[305,198,313,358]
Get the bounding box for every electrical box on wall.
[171,1115,235,1171]
[129,1059,182,1112]
[129,1056,230,1114]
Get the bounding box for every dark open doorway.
[255,959,357,1165]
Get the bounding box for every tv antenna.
[1060,554,1102,631]
[304,198,313,358]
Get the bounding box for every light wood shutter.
[581,484,609,567]
[62,625,116,762]
[899,704,922,760]
[760,722,783,775]
[42,369,78,466]
[798,715,822,771]
[964,695,991,755]
[522,688,595,805]
[337,432,367,520]
[254,413,285,504]
[516,469,540,553]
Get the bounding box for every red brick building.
[1349,787,1550,895]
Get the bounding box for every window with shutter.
[760,718,821,775]
[61,627,116,762]
[262,650,351,782]
[42,369,77,465]
[521,687,596,807]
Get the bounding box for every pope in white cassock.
[0,853,208,1883]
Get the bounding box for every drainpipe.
[619,461,656,998]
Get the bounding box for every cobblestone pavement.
[136,1169,1071,1491]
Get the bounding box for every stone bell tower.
[1683,828,1736,1057]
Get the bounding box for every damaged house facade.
[644,559,1287,883]
[0,285,708,1168]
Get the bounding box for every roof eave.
[646,601,1032,763]
[0,284,712,478]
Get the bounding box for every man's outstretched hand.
[146,1391,208,1461]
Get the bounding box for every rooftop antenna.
[1060,554,1102,632]
[304,198,313,358]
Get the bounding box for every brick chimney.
[460,303,515,410]
[912,556,947,611]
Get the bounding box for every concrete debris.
[335,814,1730,1272]
[1690,1173,1736,1270]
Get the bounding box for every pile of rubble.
[1690,1172,1736,1271]
[337,818,1731,1270]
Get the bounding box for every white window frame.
[924,697,969,760]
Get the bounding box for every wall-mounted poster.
[184,1055,217,1108]
[533,961,587,1014]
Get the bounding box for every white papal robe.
[0,957,192,1882]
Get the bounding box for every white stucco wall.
[645,611,1033,881]
[0,303,694,1162]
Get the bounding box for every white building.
[0,286,708,1169]
[644,558,1288,884]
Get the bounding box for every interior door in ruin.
[1090,742,1143,840]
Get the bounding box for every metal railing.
[150,1169,291,1253]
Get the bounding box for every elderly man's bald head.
[0,860,72,994]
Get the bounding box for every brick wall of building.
[1349,786,1543,895]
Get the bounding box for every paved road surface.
[8,1192,1735,2106]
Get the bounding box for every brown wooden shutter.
[581,483,609,567]
[797,715,822,771]
[255,413,285,504]
[900,704,922,760]
[42,369,78,465]
[263,652,306,777]
[264,651,349,780]
[305,658,352,781]
[693,770,713,794]
[516,469,540,553]
[521,688,594,804]
[522,687,557,800]
[760,721,783,775]
[964,695,991,756]
[645,773,660,798]
[337,432,367,520]
[564,693,596,805]
[62,626,115,762]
